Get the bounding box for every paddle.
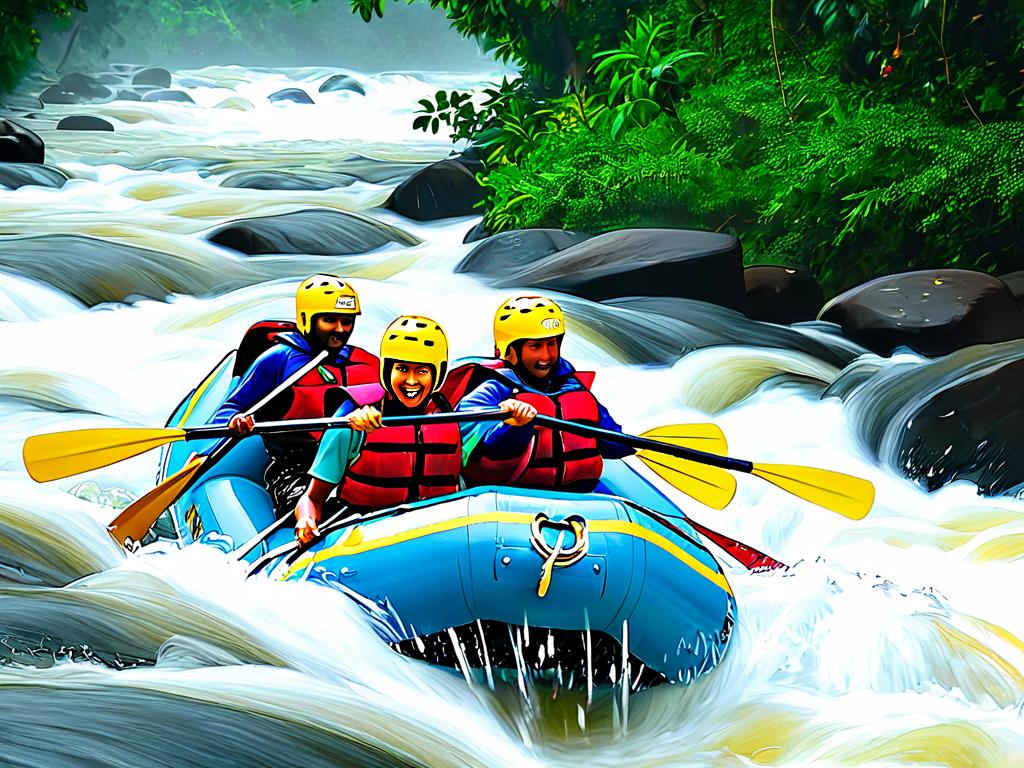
[533,414,875,520]
[107,408,510,550]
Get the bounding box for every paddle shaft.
[532,414,755,473]
[183,408,508,441]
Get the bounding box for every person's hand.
[228,414,255,436]
[294,495,322,544]
[499,399,537,427]
[348,405,383,433]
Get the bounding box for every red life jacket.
[458,365,605,492]
[280,345,380,429]
[337,394,463,511]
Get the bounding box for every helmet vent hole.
[423,340,434,347]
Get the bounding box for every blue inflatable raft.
[156,346,737,688]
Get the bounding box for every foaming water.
[1,65,1023,766]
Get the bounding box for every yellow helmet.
[379,315,449,392]
[493,295,566,357]
[295,274,361,334]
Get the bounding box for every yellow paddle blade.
[23,427,187,482]
[108,456,205,549]
[751,463,875,520]
[639,423,728,455]
[636,450,737,510]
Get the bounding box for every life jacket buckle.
[529,512,588,598]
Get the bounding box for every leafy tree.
[0,0,85,91]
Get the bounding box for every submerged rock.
[385,159,484,221]
[219,170,357,191]
[115,89,142,101]
[215,96,254,111]
[132,67,172,88]
[0,119,44,164]
[0,164,68,190]
[318,74,365,94]
[456,229,592,279]
[490,228,747,309]
[268,88,313,104]
[820,269,1024,357]
[141,90,195,104]
[56,115,114,132]
[744,265,824,324]
[205,208,419,255]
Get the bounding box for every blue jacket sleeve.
[210,346,292,425]
[594,401,635,459]
[455,379,534,464]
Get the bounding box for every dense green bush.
[0,0,84,91]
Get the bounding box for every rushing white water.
[1,66,1022,767]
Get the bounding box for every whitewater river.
[1,66,1022,767]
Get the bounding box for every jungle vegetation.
[357,0,1024,293]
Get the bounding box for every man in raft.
[293,315,534,543]
[449,294,633,493]
[212,274,379,518]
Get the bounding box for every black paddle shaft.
[531,414,755,473]
[183,408,508,440]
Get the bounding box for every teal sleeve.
[308,400,365,484]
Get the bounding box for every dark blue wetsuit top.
[212,331,353,425]
[454,357,633,465]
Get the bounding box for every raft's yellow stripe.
[177,356,231,427]
[283,512,733,596]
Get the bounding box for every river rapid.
[0,65,1022,768]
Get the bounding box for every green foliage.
[0,0,85,91]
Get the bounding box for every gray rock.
[268,88,313,104]
[0,119,44,164]
[744,265,824,324]
[141,89,195,103]
[456,229,592,279]
[820,269,1024,357]
[56,115,114,132]
[490,228,747,310]
[0,164,68,190]
[132,67,172,88]
[115,90,142,101]
[205,208,419,256]
[385,159,484,221]
[40,73,113,104]
[318,74,365,94]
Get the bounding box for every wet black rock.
[385,159,484,221]
[0,164,68,190]
[456,229,592,279]
[205,208,419,255]
[268,88,313,104]
[132,67,172,88]
[318,75,365,95]
[40,73,112,104]
[116,90,142,101]
[462,220,491,244]
[744,265,825,324]
[219,170,357,191]
[489,228,747,309]
[0,119,44,164]
[819,269,1024,357]
[999,271,1024,304]
[56,115,114,132]
[450,145,484,176]
[141,90,194,103]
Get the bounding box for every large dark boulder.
[132,67,172,88]
[385,159,484,221]
[40,73,113,105]
[0,119,44,164]
[744,265,824,324]
[490,228,747,309]
[268,88,313,104]
[1000,271,1024,304]
[219,170,357,191]
[205,208,419,256]
[56,116,114,132]
[456,229,592,280]
[819,269,1024,357]
[141,89,194,103]
[450,145,484,176]
[463,220,491,244]
[0,164,68,190]
[318,75,365,95]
